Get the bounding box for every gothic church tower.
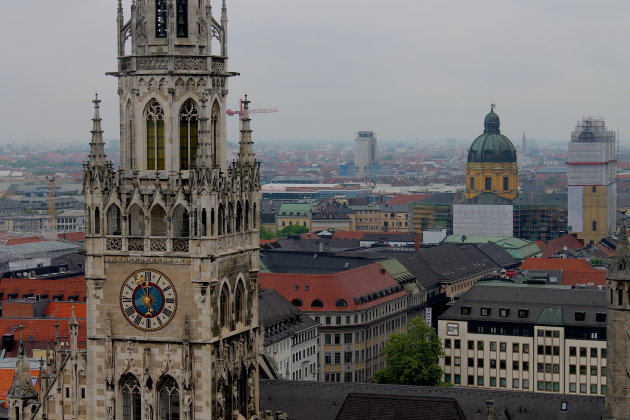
[83,1,261,419]
[605,222,630,419]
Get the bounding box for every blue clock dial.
[120,269,177,331]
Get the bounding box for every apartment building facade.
[438,284,607,396]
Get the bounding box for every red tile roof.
[0,275,87,301]
[387,194,430,205]
[4,237,44,246]
[57,232,85,242]
[259,263,407,312]
[0,318,87,353]
[520,258,606,286]
[331,231,367,240]
[0,369,40,408]
[536,235,583,257]
[595,242,615,258]
[43,302,87,319]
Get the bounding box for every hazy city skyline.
[1,0,629,145]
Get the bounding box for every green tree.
[375,318,443,386]
[259,226,278,240]
[279,224,309,235]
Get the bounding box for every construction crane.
[48,175,56,231]
[226,100,278,117]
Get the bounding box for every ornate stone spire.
[88,94,107,168]
[8,327,38,400]
[238,95,255,166]
[195,94,213,168]
[221,0,228,57]
[607,220,630,280]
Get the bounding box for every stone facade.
[604,223,630,419]
[7,1,262,419]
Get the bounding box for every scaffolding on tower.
[48,175,56,231]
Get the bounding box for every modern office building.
[355,131,378,179]
[567,117,617,244]
[439,284,607,396]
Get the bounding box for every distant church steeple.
[7,327,39,420]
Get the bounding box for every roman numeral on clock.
[162,285,172,293]
[165,298,175,304]
[134,315,142,325]
[163,308,173,318]
[156,316,163,326]
[145,318,151,329]
[124,306,135,317]
[144,271,152,282]
[122,297,131,303]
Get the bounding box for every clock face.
[120,269,177,331]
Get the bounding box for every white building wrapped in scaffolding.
[567,117,617,243]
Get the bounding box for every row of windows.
[446,356,530,371]
[569,346,606,358]
[292,345,316,363]
[469,176,511,191]
[445,374,530,389]
[156,0,189,38]
[312,300,406,326]
[568,383,605,394]
[292,328,317,346]
[127,98,221,171]
[568,364,606,376]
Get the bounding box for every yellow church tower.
[466,106,518,201]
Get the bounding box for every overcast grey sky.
[1,0,629,145]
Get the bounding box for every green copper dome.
[467,108,517,163]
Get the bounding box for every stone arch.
[219,282,231,329]
[148,77,157,90]
[218,203,225,235]
[211,208,216,236]
[119,373,141,420]
[158,77,167,93]
[236,201,243,232]
[157,375,180,420]
[186,78,195,90]
[245,200,251,231]
[150,204,167,237]
[128,203,146,236]
[197,78,206,89]
[253,203,257,228]
[234,278,246,325]
[94,207,101,235]
[106,204,122,235]
[125,100,135,170]
[211,100,220,165]
[179,98,199,170]
[175,78,185,90]
[172,205,190,238]
[145,98,166,171]
[227,202,234,234]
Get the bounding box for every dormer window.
[460,306,471,315]
[499,308,509,317]
[480,307,491,316]
[518,309,529,318]
[575,311,586,321]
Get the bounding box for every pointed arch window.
[179,99,199,170]
[158,376,180,420]
[220,285,229,328]
[151,205,167,237]
[235,281,245,324]
[211,101,220,165]
[172,205,190,238]
[146,100,165,170]
[121,374,142,420]
[106,205,122,235]
[156,0,168,38]
[176,0,188,38]
[126,102,135,170]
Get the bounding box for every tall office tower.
[82,1,261,419]
[354,131,377,179]
[567,117,617,244]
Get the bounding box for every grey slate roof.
[259,289,318,347]
[266,238,361,253]
[515,192,567,207]
[415,193,456,206]
[261,251,373,274]
[475,242,519,268]
[0,241,79,256]
[362,232,416,243]
[335,393,466,420]
[440,284,607,328]
[260,380,603,420]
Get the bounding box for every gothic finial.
[238,95,255,166]
[88,93,107,167]
[195,93,213,168]
[8,325,38,400]
[70,305,78,327]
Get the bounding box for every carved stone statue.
[247,376,255,415]
[144,387,153,420]
[106,385,115,420]
[216,384,226,420]
[183,392,193,420]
